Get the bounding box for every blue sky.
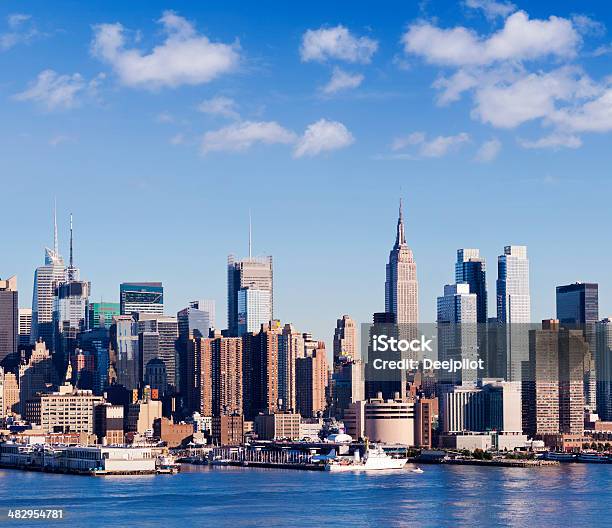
[1,0,611,346]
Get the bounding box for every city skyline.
[1,1,612,347]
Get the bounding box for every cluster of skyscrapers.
[0,201,611,451]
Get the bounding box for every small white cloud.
[48,134,73,147]
[474,138,501,162]
[301,25,378,64]
[322,67,364,94]
[14,70,86,110]
[519,133,582,149]
[571,14,606,37]
[170,133,185,145]
[201,121,296,154]
[156,112,174,123]
[92,10,239,88]
[464,0,516,20]
[198,96,239,119]
[392,131,470,158]
[293,119,354,158]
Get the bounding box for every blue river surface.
[0,463,610,527]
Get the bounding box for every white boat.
[325,445,407,472]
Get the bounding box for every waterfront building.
[496,245,530,381]
[18,308,32,348]
[212,414,244,446]
[414,397,438,448]
[88,302,120,330]
[439,385,485,434]
[0,276,18,362]
[333,315,357,367]
[94,403,124,444]
[25,381,104,434]
[437,283,478,386]
[278,323,303,412]
[254,411,300,440]
[596,318,612,420]
[119,282,163,316]
[153,417,193,448]
[242,322,281,419]
[295,343,328,418]
[31,208,66,349]
[455,249,488,324]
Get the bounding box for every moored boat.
[325,445,407,472]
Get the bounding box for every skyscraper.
[88,302,120,330]
[296,343,328,418]
[556,283,599,326]
[18,308,32,347]
[385,199,418,324]
[237,288,272,336]
[177,300,215,339]
[227,255,273,337]
[455,249,488,324]
[110,315,140,390]
[137,314,178,393]
[278,323,304,412]
[31,206,66,348]
[333,315,357,367]
[0,276,18,363]
[596,318,612,420]
[437,283,478,386]
[119,282,164,316]
[496,245,530,381]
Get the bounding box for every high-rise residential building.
[119,282,163,316]
[596,318,612,421]
[385,199,418,325]
[296,343,328,418]
[186,336,212,416]
[496,245,530,381]
[211,334,243,417]
[556,282,599,409]
[227,255,273,337]
[31,208,66,349]
[88,302,120,330]
[137,314,178,392]
[523,320,587,437]
[0,276,18,362]
[333,315,357,367]
[237,288,272,336]
[437,283,478,386]
[242,321,280,419]
[455,249,488,324]
[110,315,140,390]
[278,323,304,412]
[18,308,32,347]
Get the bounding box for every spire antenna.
[248,209,252,258]
[69,213,74,270]
[53,197,59,256]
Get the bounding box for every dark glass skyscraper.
[556,282,599,326]
[0,276,18,363]
[455,249,488,324]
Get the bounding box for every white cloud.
[322,67,364,94]
[1,13,39,51]
[201,121,296,154]
[48,134,73,147]
[14,70,86,110]
[550,89,612,132]
[571,14,606,37]
[198,96,239,119]
[402,11,579,66]
[92,10,239,88]
[464,0,516,20]
[300,25,377,63]
[519,133,582,149]
[474,138,501,161]
[170,133,185,145]
[155,111,174,123]
[392,131,470,158]
[293,119,354,158]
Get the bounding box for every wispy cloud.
[198,96,239,119]
[474,138,501,162]
[300,25,378,64]
[392,131,470,158]
[201,121,296,154]
[0,13,41,51]
[321,67,364,95]
[293,119,354,158]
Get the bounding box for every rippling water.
[0,464,610,527]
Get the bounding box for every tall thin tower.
[385,199,418,324]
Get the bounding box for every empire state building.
[385,200,418,324]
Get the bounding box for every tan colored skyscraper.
[279,324,304,412]
[296,343,328,418]
[211,334,243,416]
[19,340,54,415]
[333,315,357,367]
[2,371,19,418]
[385,200,418,324]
